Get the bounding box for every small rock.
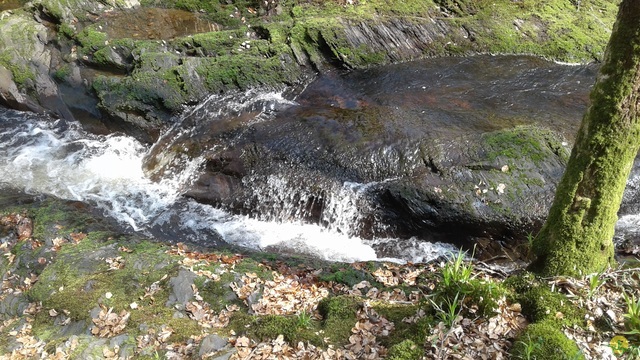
[166,269,197,306]
[198,334,229,357]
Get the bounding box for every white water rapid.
[0,99,457,263]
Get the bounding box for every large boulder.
[0,11,62,116]
[143,55,601,259]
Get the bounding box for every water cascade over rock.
[142,55,632,260]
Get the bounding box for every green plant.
[296,309,312,329]
[623,292,640,338]
[515,333,542,360]
[587,272,605,299]
[524,232,536,258]
[441,249,474,287]
[430,292,462,327]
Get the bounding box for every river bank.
[1,197,639,359]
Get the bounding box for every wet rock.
[152,55,610,259]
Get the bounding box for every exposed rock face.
[0,12,60,116]
[335,16,463,65]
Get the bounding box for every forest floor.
[1,207,639,359]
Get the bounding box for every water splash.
[0,113,202,230]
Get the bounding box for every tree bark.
[530,0,640,277]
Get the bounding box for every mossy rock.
[480,126,570,169]
[505,272,588,330]
[318,265,377,287]
[510,320,584,360]
[28,237,178,321]
[373,304,434,350]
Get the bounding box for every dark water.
[294,55,596,140]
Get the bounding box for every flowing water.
[0,104,454,263]
[2,55,638,263]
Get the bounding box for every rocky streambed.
[3,1,640,359]
[0,0,633,261]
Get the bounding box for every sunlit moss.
[510,320,584,359]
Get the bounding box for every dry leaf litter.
[0,214,639,359]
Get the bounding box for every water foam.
[0,116,201,230]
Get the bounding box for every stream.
[1,55,637,264]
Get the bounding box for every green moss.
[0,54,34,87]
[505,273,589,329]
[434,277,506,317]
[373,304,434,349]
[503,272,537,295]
[131,305,201,343]
[52,64,71,83]
[252,315,324,345]
[28,238,177,322]
[228,295,362,348]
[317,295,360,345]
[387,339,423,360]
[318,265,376,287]
[481,126,569,169]
[510,320,584,360]
[286,0,617,67]
[197,277,241,313]
[76,28,108,53]
[231,258,273,280]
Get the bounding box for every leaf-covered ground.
[1,208,639,359]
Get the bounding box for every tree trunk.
[530,0,640,277]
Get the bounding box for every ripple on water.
[96,8,221,40]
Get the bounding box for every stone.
[166,269,197,306]
[198,334,229,357]
[0,66,29,111]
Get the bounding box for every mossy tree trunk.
[530,0,640,277]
